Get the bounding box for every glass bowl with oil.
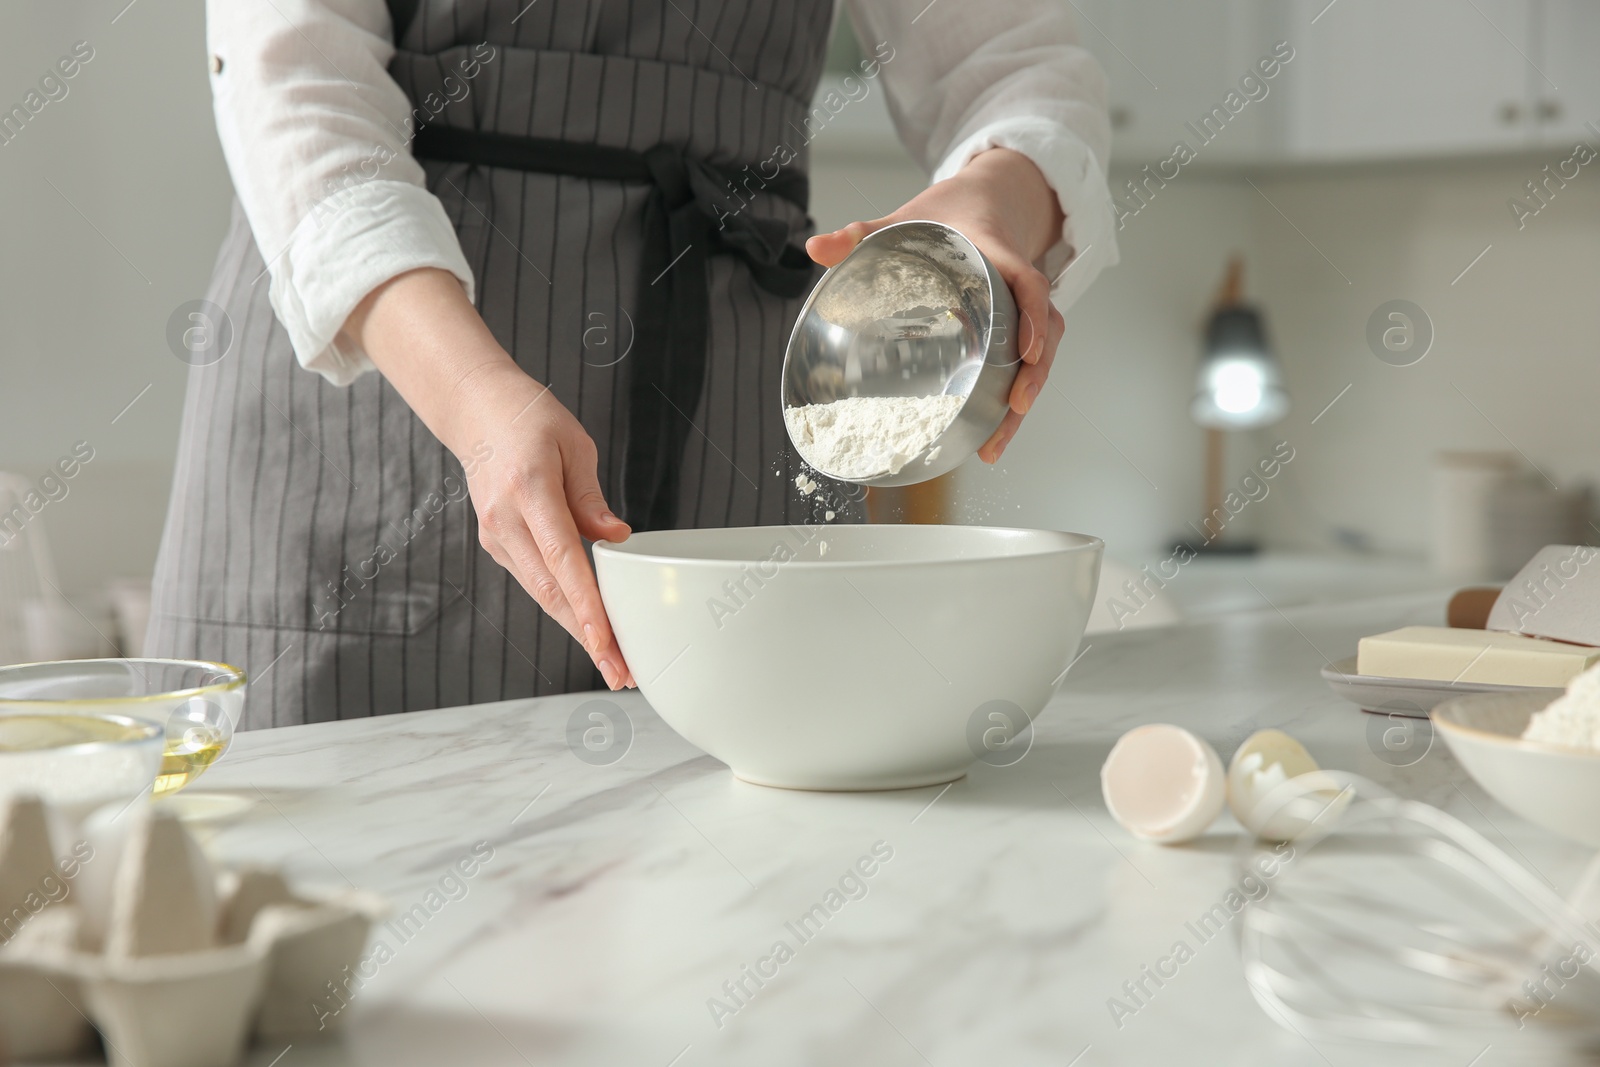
[0,711,164,815]
[0,659,245,801]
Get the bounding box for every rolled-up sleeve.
[206,0,475,385]
[843,0,1120,313]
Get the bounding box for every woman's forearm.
[338,267,635,689]
[340,267,532,458]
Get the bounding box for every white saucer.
[1321,655,1562,718]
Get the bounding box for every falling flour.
[1523,661,1600,751]
[784,395,965,479]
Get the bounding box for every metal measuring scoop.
[779,220,1020,487]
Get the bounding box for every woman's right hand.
[454,361,636,689]
[345,267,635,690]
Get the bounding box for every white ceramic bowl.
[594,524,1102,790]
[1433,691,1600,847]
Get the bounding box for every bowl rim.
[0,658,247,708]
[1430,690,1600,761]
[593,523,1103,569]
[0,709,164,757]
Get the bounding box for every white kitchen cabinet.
[824,0,1599,169]
[1280,0,1600,161]
[1071,0,1286,166]
[1534,0,1600,147]
[1282,0,1536,159]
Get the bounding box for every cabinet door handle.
[1498,101,1521,125]
[1536,99,1563,122]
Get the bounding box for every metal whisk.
[1237,773,1600,1051]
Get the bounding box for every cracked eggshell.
[1100,725,1226,844]
[1227,729,1350,842]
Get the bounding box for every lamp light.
[1191,304,1288,429]
[1179,257,1288,555]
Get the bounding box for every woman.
[147,0,1118,727]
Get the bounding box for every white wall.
[818,144,1600,567]
[1249,160,1600,556]
[0,2,233,599]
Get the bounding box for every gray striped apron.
[146,0,842,728]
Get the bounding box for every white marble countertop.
[1158,552,1448,620]
[152,591,1597,1067]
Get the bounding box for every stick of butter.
[1356,625,1600,687]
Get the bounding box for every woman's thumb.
[805,218,888,268]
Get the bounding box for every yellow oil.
[1,715,226,798]
[152,735,226,798]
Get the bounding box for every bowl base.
[732,768,969,793]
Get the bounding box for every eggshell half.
[1100,725,1226,844]
[1227,728,1350,841]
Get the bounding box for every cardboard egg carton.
[0,795,386,1067]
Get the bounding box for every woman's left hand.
[805,147,1067,463]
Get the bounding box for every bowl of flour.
[781,220,1019,486]
[1434,678,1600,847]
[595,524,1102,790]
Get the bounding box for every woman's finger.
[480,511,580,635]
[521,488,630,690]
[494,506,631,691]
[982,304,1064,462]
[979,410,1023,464]
[559,444,635,687]
[1001,260,1055,367]
[982,245,1059,415]
[1008,303,1066,416]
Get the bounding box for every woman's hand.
[453,361,636,690]
[344,268,635,690]
[805,148,1068,462]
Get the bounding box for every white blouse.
[206,0,1120,385]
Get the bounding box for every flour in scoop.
[1523,661,1600,751]
[784,394,964,479]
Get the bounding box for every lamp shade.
[1190,305,1289,430]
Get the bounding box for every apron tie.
[411,126,816,530]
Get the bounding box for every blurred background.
[2,0,1598,659]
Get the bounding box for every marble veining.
[41,590,1598,1067]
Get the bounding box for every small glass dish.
[0,659,246,801]
[0,711,163,815]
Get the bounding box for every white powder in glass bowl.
[1522,661,1600,751]
[784,394,965,480]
